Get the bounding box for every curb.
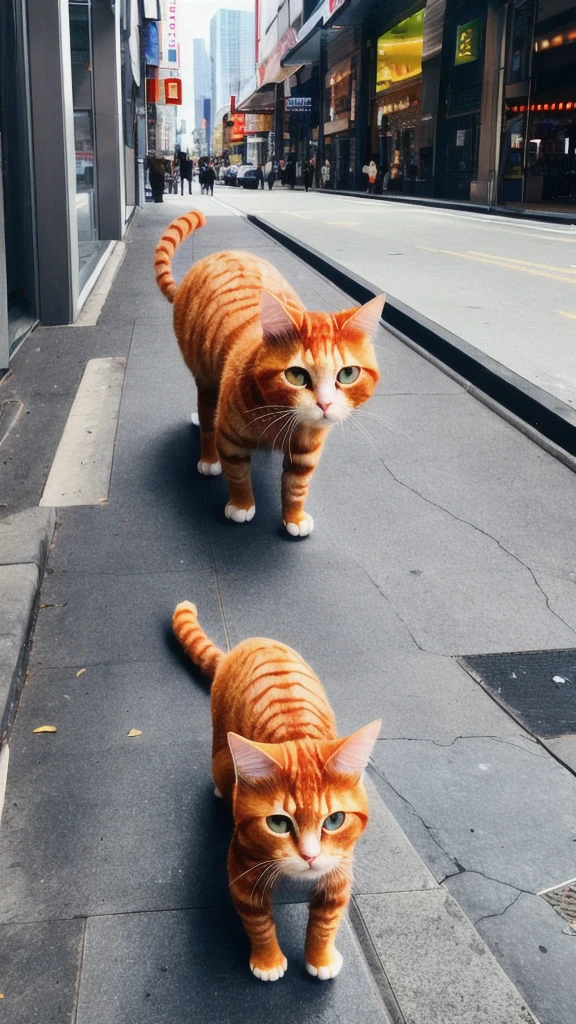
[0,507,56,747]
[313,188,576,226]
[247,214,576,460]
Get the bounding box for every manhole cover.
[458,649,576,737]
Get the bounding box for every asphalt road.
[209,184,576,409]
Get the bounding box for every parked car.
[236,164,259,189]
[223,165,239,186]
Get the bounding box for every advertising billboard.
[376,10,424,93]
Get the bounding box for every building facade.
[236,0,576,211]
[210,8,255,122]
[0,0,155,365]
[193,37,211,154]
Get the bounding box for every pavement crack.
[473,890,523,926]
[376,734,548,759]
[362,567,433,653]
[363,447,576,639]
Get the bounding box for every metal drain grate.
[540,879,576,934]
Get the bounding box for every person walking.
[265,158,276,190]
[302,159,312,192]
[320,158,331,189]
[148,156,165,203]
[257,165,265,190]
[179,153,192,195]
[363,159,378,193]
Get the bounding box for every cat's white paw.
[250,958,287,982]
[191,412,200,426]
[284,513,314,538]
[213,786,223,799]
[305,949,343,981]
[197,460,222,476]
[225,503,256,523]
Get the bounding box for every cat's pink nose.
[303,854,317,866]
[317,400,332,415]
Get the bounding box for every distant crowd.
[147,149,405,202]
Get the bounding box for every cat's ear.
[338,294,386,338]
[325,720,381,776]
[260,290,300,340]
[228,732,282,783]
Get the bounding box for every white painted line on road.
[324,220,361,226]
[538,877,576,895]
[75,242,127,326]
[559,310,576,320]
[40,357,126,507]
[416,245,576,284]
[0,744,9,830]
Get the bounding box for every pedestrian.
[257,165,265,189]
[203,163,216,196]
[148,156,165,203]
[383,163,403,192]
[302,159,312,192]
[363,159,378,193]
[180,153,192,195]
[287,148,296,190]
[265,159,276,190]
[320,158,331,189]
[279,158,286,186]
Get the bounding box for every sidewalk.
[0,196,575,1023]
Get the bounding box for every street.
[208,185,576,409]
[1,195,576,1024]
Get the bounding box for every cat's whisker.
[348,416,380,457]
[250,861,280,904]
[229,859,277,888]
[357,410,412,439]
[255,411,293,450]
[271,412,296,451]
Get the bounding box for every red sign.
[230,113,245,142]
[164,78,182,105]
[256,28,298,87]
[146,77,159,103]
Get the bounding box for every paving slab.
[0,563,40,742]
[0,506,55,567]
[369,735,576,894]
[356,890,536,1024]
[0,918,84,1023]
[75,905,390,1024]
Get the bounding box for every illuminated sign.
[376,11,424,92]
[230,113,245,142]
[164,78,182,105]
[285,97,312,111]
[454,19,482,65]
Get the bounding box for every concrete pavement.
[0,194,575,1023]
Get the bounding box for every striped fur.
[174,601,380,981]
[154,210,384,536]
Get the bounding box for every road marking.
[324,220,361,226]
[468,251,576,274]
[287,212,313,219]
[559,310,576,319]
[40,357,126,507]
[416,245,575,283]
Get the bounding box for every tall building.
[193,37,211,148]
[210,8,254,121]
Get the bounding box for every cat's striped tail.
[173,601,224,680]
[154,210,206,303]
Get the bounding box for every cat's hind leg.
[196,389,222,476]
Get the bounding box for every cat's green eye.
[336,366,360,385]
[323,812,345,832]
[284,367,311,388]
[266,814,292,834]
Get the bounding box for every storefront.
[323,26,361,190]
[371,10,424,193]
[501,2,576,206]
[0,0,37,365]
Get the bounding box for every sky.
[177,0,255,144]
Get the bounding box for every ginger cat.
[155,211,384,537]
[173,600,380,982]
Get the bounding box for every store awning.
[237,26,302,112]
[281,2,325,65]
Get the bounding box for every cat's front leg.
[281,433,326,537]
[217,426,256,523]
[304,874,351,980]
[196,389,222,476]
[228,841,287,981]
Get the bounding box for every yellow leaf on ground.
[33,725,57,734]
[127,729,142,737]
[76,668,86,678]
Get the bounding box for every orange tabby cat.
[173,600,380,982]
[155,211,384,536]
